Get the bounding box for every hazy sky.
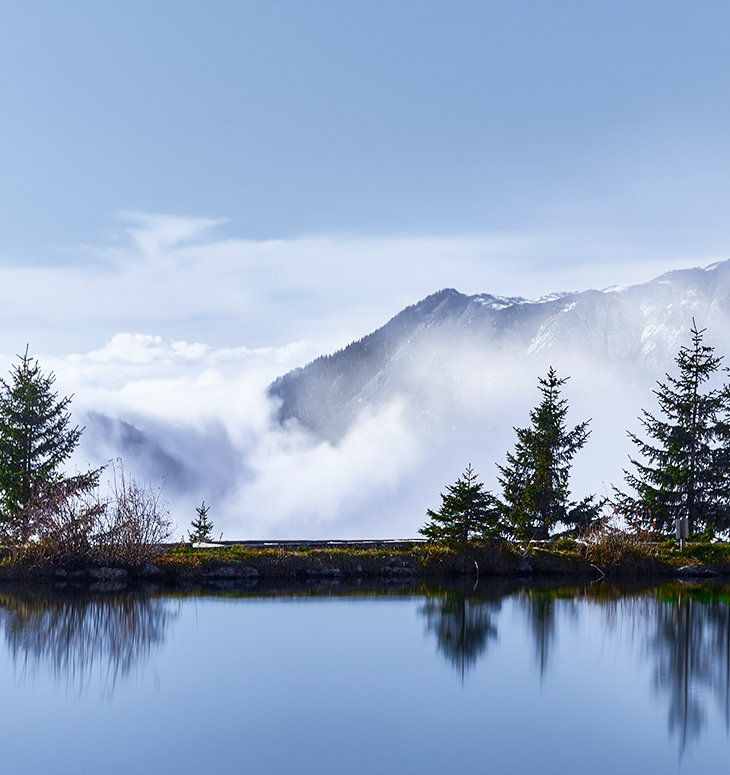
[1,1,729,357]
[2,2,729,536]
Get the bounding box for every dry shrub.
[581,526,654,566]
[96,466,173,564]
[9,473,103,560]
[11,463,173,565]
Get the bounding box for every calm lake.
[0,579,728,774]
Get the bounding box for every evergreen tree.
[496,367,592,540]
[189,501,215,543]
[420,464,501,551]
[0,349,84,521]
[617,321,730,536]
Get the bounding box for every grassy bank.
[2,536,730,587]
[151,537,730,582]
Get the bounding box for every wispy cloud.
[0,212,709,360]
[120,212,227,259]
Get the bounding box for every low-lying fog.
[36,330,707,540]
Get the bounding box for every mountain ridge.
[269,258,730,441]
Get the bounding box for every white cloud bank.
[0,213,721,539]
[36,329,648,541]
[46,334,427,539]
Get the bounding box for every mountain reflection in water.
[0,591,178,692]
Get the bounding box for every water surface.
[0,579,727,774]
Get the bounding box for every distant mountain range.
[269,259,730,441]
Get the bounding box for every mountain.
[269,259,730,441]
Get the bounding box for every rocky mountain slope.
[269,259,730,440]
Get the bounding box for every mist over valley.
[60,259,730,540]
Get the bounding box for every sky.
[1,1,729,536]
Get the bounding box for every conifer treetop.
[496,366,592,540]
[420,464,502,548]
[0,348,83,517]
[618,320,730,535]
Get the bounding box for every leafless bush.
[581,524,654,566]
[9,473,103,561]
[9,463,173,565]
[96,464,173,564]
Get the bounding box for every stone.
[305,567,341,577]
[320,567,342,577]
[204,566,237,578]
[676,565,719,577]
[90,567,128,581]
[379,563,418,577]
[136,563,162,577]
[515,560,534,576]
[204,564,259,579]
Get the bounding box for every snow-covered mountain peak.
[473,294,526,310]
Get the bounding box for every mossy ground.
[524,536,730,574]
[156,541,516,578]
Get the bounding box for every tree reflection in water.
[642,589,730,754]
[1,580,729,754]
[595,585,730,753]
[419,584,503,680]
[420,581,572,680]
[0,591,178,693]
[516,589,572,679]
[419,580,730,753]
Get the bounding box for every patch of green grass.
[551,537,577,553]
[682,541,730,566]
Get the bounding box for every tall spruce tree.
[420,464,502,551]
[617,321,730,536]
[496,367,592,540]
[0,349,83,521]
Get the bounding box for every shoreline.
[1,538,730,590]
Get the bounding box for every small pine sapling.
[189,501,214,544]
[420,464,502,549]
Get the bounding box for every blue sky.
[2,1,729,342]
